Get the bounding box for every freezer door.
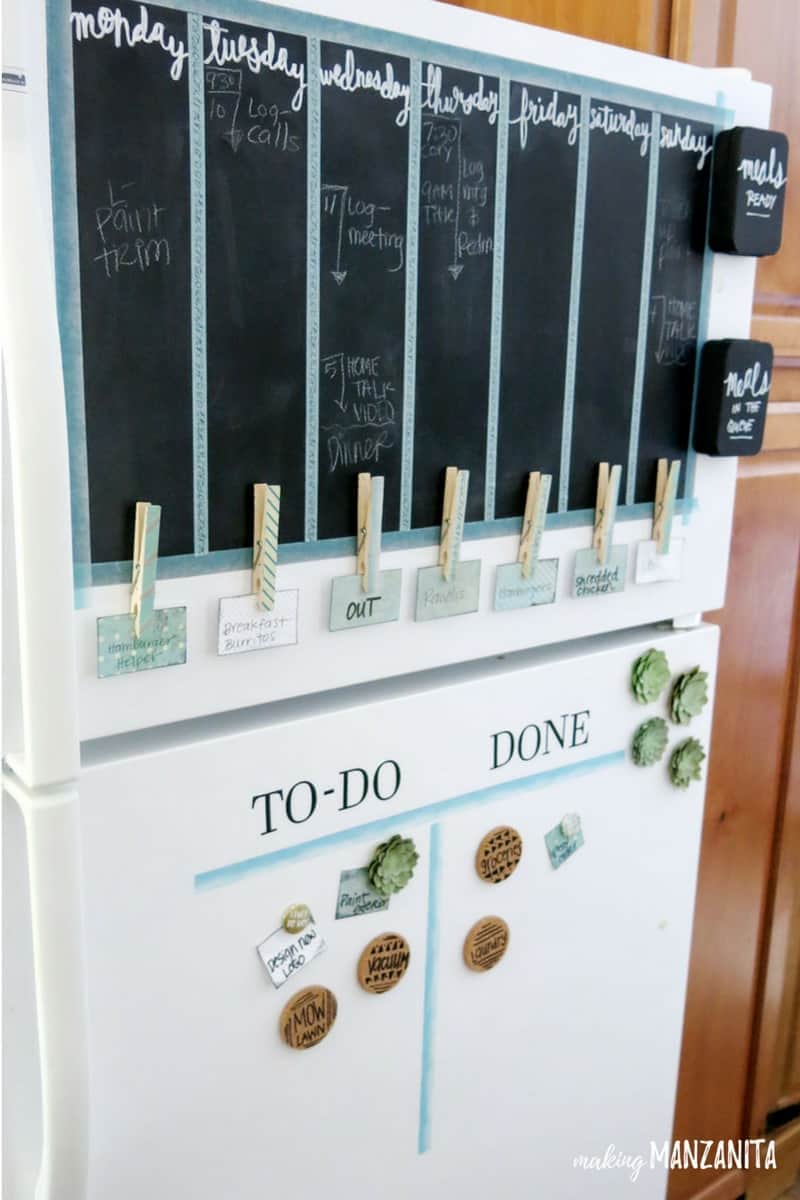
[33,625,717,1199]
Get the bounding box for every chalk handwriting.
[319,48,410,127]
[92,180,170,278]
[737,148,787,191]
[724,361,770,401]
[422,64,499,125]
[649,294,697,366]
[71,4,188,81]
[659,120,712,169]
[589,104,651,156]
[509,87,580,150]
[203,19,306,112]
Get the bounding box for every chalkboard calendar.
[51,0,724,585]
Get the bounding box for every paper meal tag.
[257,921,326,989]
[635,538,684,585]
[97,607,187,678]
[572,545,628,598]
[329,570,402,631]
[415,559,481,621]
[494,559,558,610]
[217,589,299,655]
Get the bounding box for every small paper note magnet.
[357,932,411,994]
[545,813,584,870]
[475,826,523,884]
[329,473,401,631]
[694,339,772,457]
[279,986,337,1050]
[367,835,419,898]
[97,500,187,678]
[257,921,326,989]
[709,127,788,256]
[335,868,390,920]
[463,916,510,972]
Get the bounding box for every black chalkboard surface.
[205,19,308,550]
[72,0,193,563]
[568,101,651,511]
[411,63,499,529]
[635,118,712,501]
[496,83,580,518]
[59,0,720,574]
[317,41,409,541]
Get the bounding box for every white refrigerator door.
[6,624,717,1199]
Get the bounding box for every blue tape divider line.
[484,77,510,523]
[305,36,321,542]
[559,93,591,512]
[400,59,422,532]
[626,112,661,506]
[683,101,730,520]
[88,497,700,585]
[418,821,442,1156]
[45,0,93,605]
[194,749,625,892]
[188,14,209,555]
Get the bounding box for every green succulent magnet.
[670,738,706,789]
[670,667,709,725]
[632,717,669,767]
[631,648,671,704]
[367,835,419,898]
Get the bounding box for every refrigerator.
[2,0,776,1197]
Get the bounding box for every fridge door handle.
[5,773,90,1200]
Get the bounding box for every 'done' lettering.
[373,759,401,801]
[518,723,542,761]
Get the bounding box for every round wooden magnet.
[475,826,523,884]
[279,986,337,1050]
[463,916,510,972]
[357,932,411,995]
[282,902,312,934]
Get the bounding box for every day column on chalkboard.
[316,42,410,541]
[204,16,308,551]
[567,101,653,512]
[412,63,500,530]
[71,0,194,564]
[634,118,713,502]
[495,82,581,521]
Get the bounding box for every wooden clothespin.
[356,473,384,593]
[130,500,161,637]
[592,463,622,567]
[652,459,681,556]
[253,483,281,611]
[518,471,552,579]
[439,466,469,582]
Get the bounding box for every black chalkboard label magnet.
[709,127,789,256]
[694,339,772,456]
[493,472,558,612]
[96,500,187,678]
[253,483,282,610]
[415,466,481,621]
[592,463,622,566]
[329,473,401,632]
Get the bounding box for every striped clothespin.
[253,483,281,611]
[439,466,469,582]
[130,500,161,637]
[593,462,622,566]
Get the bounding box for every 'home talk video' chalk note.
[217,590,299,656]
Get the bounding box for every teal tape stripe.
[305,36,321,542]
[418,821,441,1155]
[46,0,92,604]
[188,14,209,555]
[194,749,625,891]
[559,93,590,512]
[484,77,509,522]
[626,113,660,506]
[400,59,422,532]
